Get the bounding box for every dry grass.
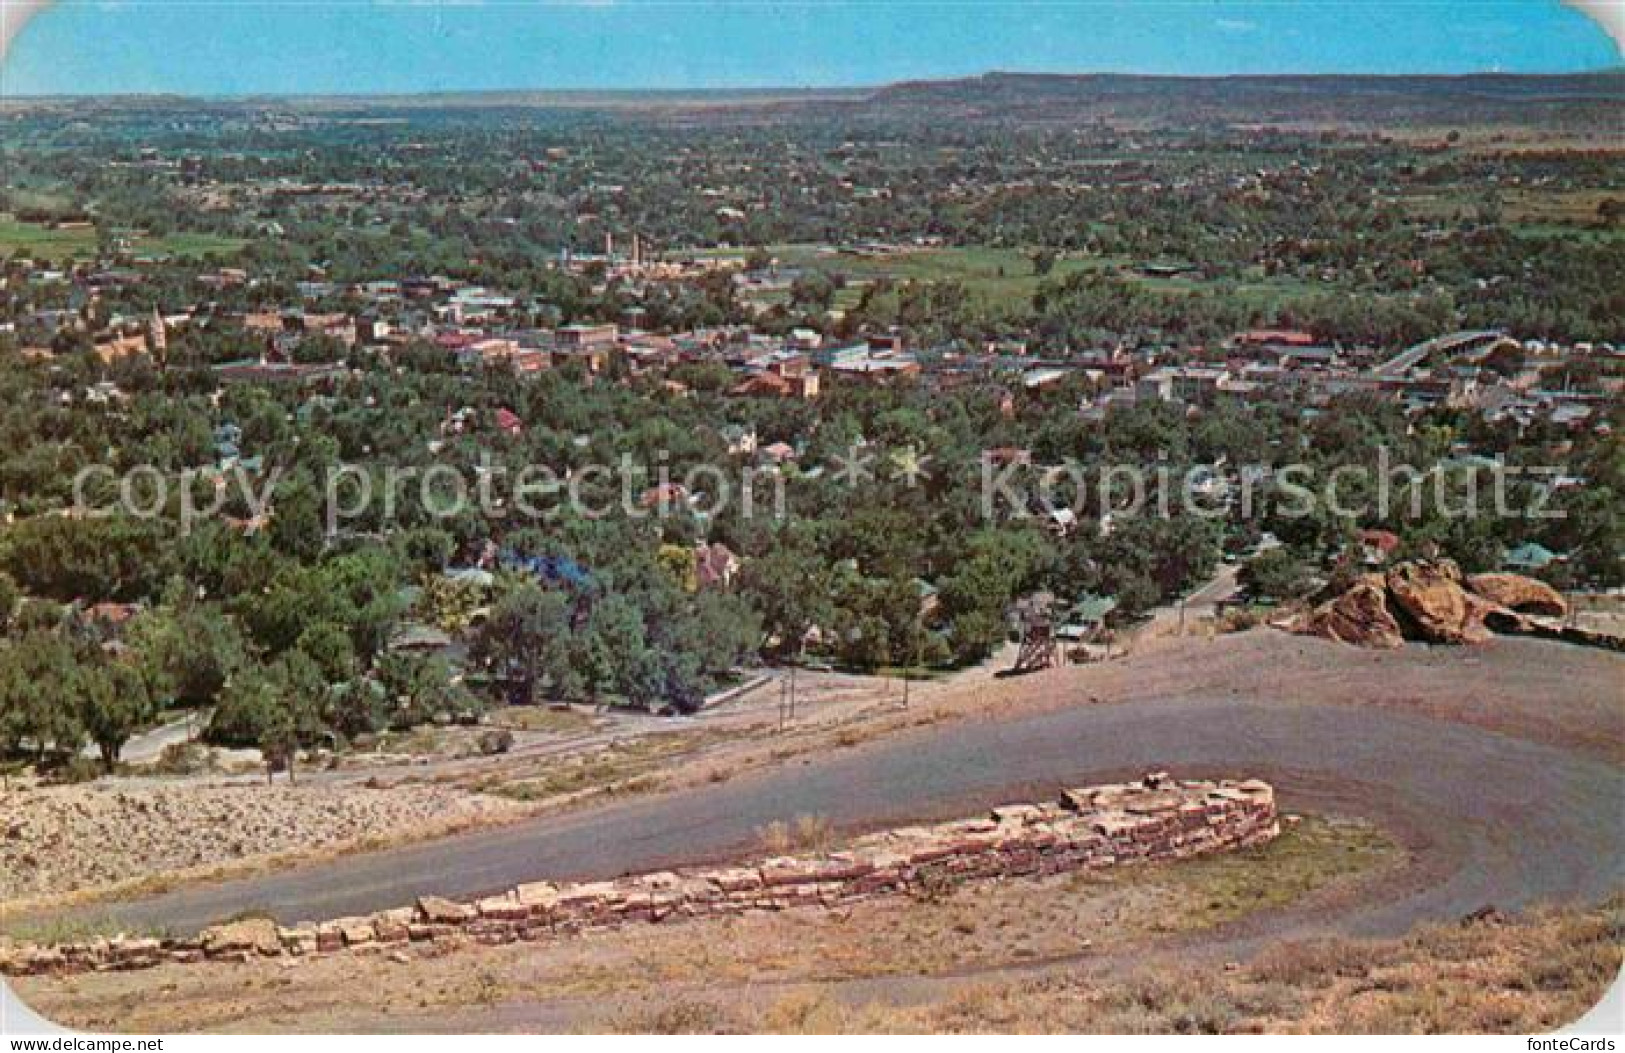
[1,913,173,946]
[598,895,1624,1034]
[471,732,728,801]
[757,814,835,855]
[486,707,599,736]
[0,782,530,915]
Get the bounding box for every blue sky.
[2,1,1620,96]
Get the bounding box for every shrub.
[756,813,833,854]
[150,741,213,776]
[758,819,792,854]
[41,754,102,785]
[617,999,732,1034]
[792,813,833,852]
[478,728,515,755]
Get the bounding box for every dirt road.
[29,666,1621,940]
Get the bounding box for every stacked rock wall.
[1,773,1277,977]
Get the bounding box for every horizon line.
[6,66,1625,103]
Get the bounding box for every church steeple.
[147,307,167,367]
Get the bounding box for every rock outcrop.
[1284,559,1579,650]
[1293,574,1404,649]
[1384,559,1490,645]
[1466,573,1568,618]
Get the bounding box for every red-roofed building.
[1359,528,1402,566]
[731,368,820,400]
[639,483,690,511]
[1236,329,1318,348]
[985,447,1033,468]
[434,331,482,351]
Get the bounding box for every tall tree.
[77,659,154,772]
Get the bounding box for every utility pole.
[903,628,920,709]
[778,665,799,731]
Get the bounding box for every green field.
[0,218,99,257]
[1394,187,1622,227]
[794,244,1100,305]
[712,243,1108,310]
[0,216,248,261]
[716,242,1342,315]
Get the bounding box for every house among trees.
[694,542,740,591]
[494,408,524,437]
[730,356,820,399]
[1359,529,1402,567]
[639,483,691,512]
[1056,595,1117,644]
[1502,542,1561,573]
[554,322,619,350]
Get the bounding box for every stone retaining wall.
[1,772,1277,977]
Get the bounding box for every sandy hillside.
[0,781,528,906]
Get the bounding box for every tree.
[296,620,358,684]
[655,544,699,593]
[472,584,575,704]
[0,631,84,757]
[416,574,487,633]
[0,515,171,603]
[1104,515,1220,602]
[576,594,648,704]
[77,659,154,772]
[0,572,18,635]
[1239,548,1314,603]
[393,527,456,572]
[949,609,1005,665]
[836,613,892,669]
[268,472,328,561]
[1109,571,1161,619]
[326,677,388,741]
[739,550,833,657]
[208,664,283,747]
[258,702,300,784]
[127,601,247,708]
[789,271,836,311]
[375,652,479,729]
[209,652,326,779]
[685,592,762,676]
[942,546,1014,630]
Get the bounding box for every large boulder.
[1290,573,1404,649]
[1466,573,1567,618]
[1385,560,1483,644]
[199,917,281,957]
[1455,591,1498,645]
[416,895,476,924]
[1279,558,1563,650]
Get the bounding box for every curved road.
[32,694,1624,939]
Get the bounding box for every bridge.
[1374,330,1508,378]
